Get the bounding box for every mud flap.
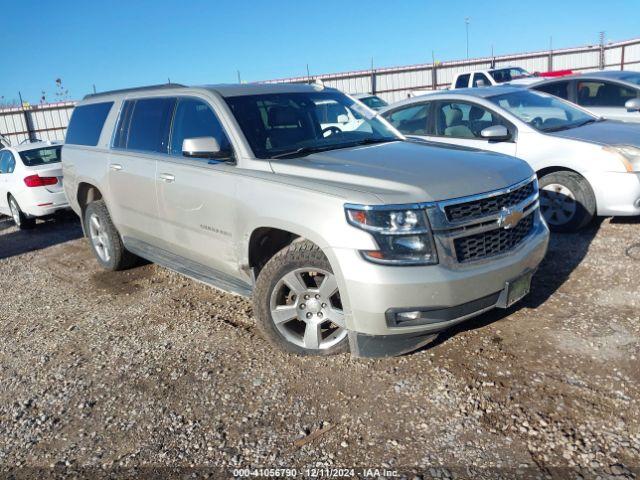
[348,330,438,358]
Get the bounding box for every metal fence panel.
[2,38,640,144]
[266,37,640,103]
[0,102,75,146]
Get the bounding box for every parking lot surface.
[0,214,638,479]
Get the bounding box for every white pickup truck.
[410,67,540,98]
[451,67,539,89]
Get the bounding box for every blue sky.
[1,0,638,104]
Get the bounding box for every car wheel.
[538,171,596,233]
[84,200,139,271]
[254,240,349,356]
[8,195,35,230]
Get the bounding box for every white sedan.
[380,86,640,232]
[0,142,69,229]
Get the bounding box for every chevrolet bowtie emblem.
[497,206,524,230]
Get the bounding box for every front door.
[420,100,518,157]
[576,80,640,122]
[155,97,238,276]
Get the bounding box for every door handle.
[109,163,123,171]
[159,173,175,183]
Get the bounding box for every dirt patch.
[0,215,639,478]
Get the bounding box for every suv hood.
[269,141,532,204]
[547,120,640,147]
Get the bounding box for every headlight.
[345,205,438,265]
[604,145,640,173]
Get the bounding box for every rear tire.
[538,171,596,233]
[254,240,349,356]
[8,195,36,230]
[84,200,139,271]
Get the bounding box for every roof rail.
[83,83,186,100]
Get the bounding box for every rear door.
[108,97,175,244]
[155,96,239,276]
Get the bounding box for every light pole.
[465,17,470,59]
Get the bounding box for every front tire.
[8,195,35,230]
[539,171,596,233]
[253,240,349,356]
[84,200,139,271]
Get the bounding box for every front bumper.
[328,213,549,356]
[587,171,640,216]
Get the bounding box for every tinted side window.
[577,81,638,107]
[455,74,470,88]
[113,100,135,149]
[65,102,113,146]
[535,81,570,99]
[473,73,491,88]
[384,104,430,135]
[127,98,176,153]
[6,152,15,173]
[0,152,8,174]
[170,98,231,156]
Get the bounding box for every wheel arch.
[76,182,104,234]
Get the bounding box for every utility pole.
[237,70,241,84]
[306,64,311,82]
[465,17,470,59]
[599,31,606,70]
[92,84,97,94]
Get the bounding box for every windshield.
[489,90,596,132]
[224,91,400,159]
[620,73,640,86]
[489,68,531,83]
[358,95,388,110]
[19,146,62,166]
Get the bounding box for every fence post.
[23,107,37,142]
[371,69,377,95]
[548,50,553,72]
[431,65,438,90]
[621,45,626,70]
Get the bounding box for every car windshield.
[489,68,531,83]
[489,90,596,132]
[358,95,388,110]
[620,73,640,86]
[19,146,62,166]
[224,90,400,159]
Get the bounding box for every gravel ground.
[0,213,639,479]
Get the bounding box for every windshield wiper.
[543,118,598,133]
[270,146,335,159]
[270,138,396,159]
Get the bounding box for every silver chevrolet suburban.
[62,83,549,357]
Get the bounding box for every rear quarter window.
[65,102,114,146]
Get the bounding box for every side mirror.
[625,98,640,113]
[480,125,511,141]
[475,79,488,88]
[336,114,349,124]
[182,137,222,158]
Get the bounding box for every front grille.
[454,214,534,263]
[445,181,535,223]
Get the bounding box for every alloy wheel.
[9,198,21,227]
[269,267,347,350]
[88,213,111,263]
[540,183,577,226]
